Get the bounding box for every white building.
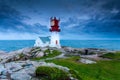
[34,36,50,47]
[34,35,61,48]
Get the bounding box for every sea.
[0,40,120,52]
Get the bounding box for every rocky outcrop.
[0,46,117,80]
[0,47,44,63]
[0,47,115,63]
[62,46,115,56]
[0,60,76,80]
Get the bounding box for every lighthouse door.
[56,40,58,45]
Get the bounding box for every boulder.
[5,62,23,72]
[0,64,6,74]
[0,75,7,79]
[23,66,36,77]
[80,58,96,64]
[0,51,6,54]
[31,61,40,67]
[36,52,44,57]
[11,69,31,80]
[22,48,32,54]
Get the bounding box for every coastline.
[0,46,120,80]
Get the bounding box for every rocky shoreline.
[0,47,117,80]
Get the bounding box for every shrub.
[52,50,60,53]
[78,51,83,54]
[88,52,96,55]
[100,52,120,60]
[35,66,70,80]
[44,49,51,54]
[19,53,24,58]
[31,50,61,60]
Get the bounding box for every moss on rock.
[100,52,120,60]
[35,66,70,80]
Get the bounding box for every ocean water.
[0,40,120,52]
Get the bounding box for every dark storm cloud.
[102,0,120,10]
[0,4,24,31]
[0,3,48,34]
[0,0,120,39]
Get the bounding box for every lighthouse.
[49,17,61,48]
[34,17,61,48]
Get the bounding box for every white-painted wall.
[34,32,61,48]
[49,32,61,48]
[34,37,49,47]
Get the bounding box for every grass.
[35,66,70,80]
[100,52,120,60]
[44,49,51,54]
[46,56,120,80]
[19,53,24,58]
[31,50,61,60]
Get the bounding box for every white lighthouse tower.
[49,17,61,48]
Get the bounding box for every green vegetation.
[101,52,120,60]
[32,50,61,60]
[46,56,120,80]
[44,49,51,54]
[35,66,70,80]
[88,52,96,55]
[78,51,83,54]
[19,53,24,58]
[31,48,120,80]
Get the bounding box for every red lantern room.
[50,17,60,32]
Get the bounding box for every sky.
[0,0,120,40]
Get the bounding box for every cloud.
[0,4,50,40]
[0,4,48,34]
[0,0,120,40]
[0,32,38,40]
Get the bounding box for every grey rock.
[0,51,6,54]
[5,62,23,72]
[0,64,6,74]
[36,52,44,57]
[1,70,8,76]
[0,75,7,79]
[23,66,36,76]
[11,69,31,80]
[80,58,96,64]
